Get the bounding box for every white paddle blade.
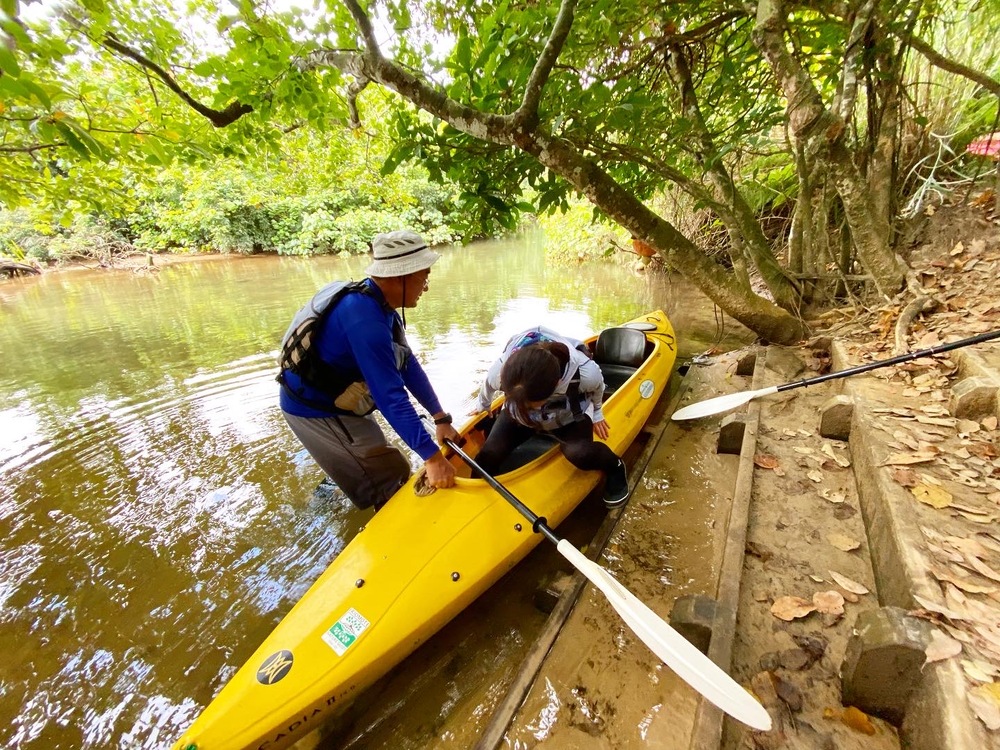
[557,541,772,731]
[671,386,779,421]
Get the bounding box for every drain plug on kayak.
[451,572,460,581]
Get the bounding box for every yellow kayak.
[173,310,677,750]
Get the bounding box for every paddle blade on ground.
[557,541,772,731]
[671,386,778,421]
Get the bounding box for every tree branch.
[516,0,577,126]
[753,0,843,142]
[341,0,382,58]
[834,0,873,121]
[908,35,1000,98]
[298,47,513,143]
[0,142,61,153]
[100,34,253,127]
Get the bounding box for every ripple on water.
[0,353,353,749]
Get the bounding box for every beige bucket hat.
[365,230,440,277]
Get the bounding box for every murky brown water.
[0,234,750,749]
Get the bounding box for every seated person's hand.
[425,453,456,489]
[593,419,611,440]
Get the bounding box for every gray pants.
[282,411,411,510]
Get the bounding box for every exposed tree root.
[0,260,41,278]
[894,270,938,354]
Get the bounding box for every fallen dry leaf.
[962,554,1000,583]
[969,683,1000,730]
[913,594,967,621]
[881,451,938,466]
[771,596,816,621]
[827,532,861,552]
[813,590,845,616]
[841,706,877,735]
[807,469,824,483]
[754,454,780,470]
[829,570,870,596]
[957,510,998,524]
[891,467,919,487]
[925,629,963,663]
[932,569,998,595]
[958,418,982,434]
[912,482,953,509]
[963,659,1000,683]
[772,673,803,711]
[820,488,846,504]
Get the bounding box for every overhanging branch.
[101,35,252,127]
[909,35,1000,98]
[517,0,578,126]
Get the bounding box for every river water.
[0,233,749,749]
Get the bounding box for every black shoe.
[604,460,629,509]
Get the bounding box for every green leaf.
[453,34,472,73]
[0,45,20,78]
[0,71,28,97]
[63,118,109,161]
[380,144,411,176]
[1,18,32,48]
[19,78,52,109]
[54,120,92,159]
[483,194,509,212]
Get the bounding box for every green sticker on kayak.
[322,607,370,656]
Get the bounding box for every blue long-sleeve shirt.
[279,279,443,460]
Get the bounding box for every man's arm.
[343,306,441,461]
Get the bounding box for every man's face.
[403,268,431,307]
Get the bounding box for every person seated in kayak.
[277,230,461,511]
[475,327,630,508]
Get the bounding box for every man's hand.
[593,419,611,440]
[424,452,456,489]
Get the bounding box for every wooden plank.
[687,350,766,750]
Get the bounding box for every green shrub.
[535,201,631,264]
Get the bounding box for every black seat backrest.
[595,327,647,368]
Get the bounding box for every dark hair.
[501,342,569,419]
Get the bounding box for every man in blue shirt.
[278,230,460,510]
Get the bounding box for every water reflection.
[0,234,750,748]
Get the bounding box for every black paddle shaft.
[443,438,562,546]
[776,329,1000,394]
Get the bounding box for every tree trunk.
[753,0,905,298]
[667,44,801,311]
[520,132,808,343]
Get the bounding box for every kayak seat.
[595,327,649,395]
[496,434,559,474]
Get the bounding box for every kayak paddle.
[442,437,773,732]
[672,328,1000,421]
